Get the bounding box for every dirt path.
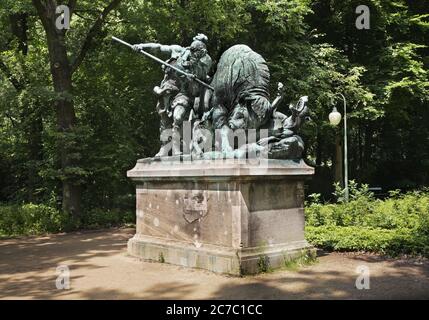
[0,228,428,299]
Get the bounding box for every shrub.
[0,203,66,236]
[306,226,429,256]
[0,203,135,237]
[80,208,134,229]
[305,185,429,257]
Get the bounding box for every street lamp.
[329,93,349,202]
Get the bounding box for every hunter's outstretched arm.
[132,43,184,55]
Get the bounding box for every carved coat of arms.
[183,191,208,223]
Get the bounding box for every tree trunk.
[32,0,81,217]
[32,0,122,217]
[47,32,81,216]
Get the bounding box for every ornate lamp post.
[329,93,349,202]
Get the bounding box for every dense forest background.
[0,0,428,219]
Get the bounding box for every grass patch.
[283,249,318,271]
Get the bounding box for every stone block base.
[127,158,314,275]
[128,235,314,275]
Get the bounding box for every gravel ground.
[1,228,428,299]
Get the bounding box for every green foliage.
[252,0,312,35]
[332,180,375,203]
[0,1,428,226]
[0,203,66,236]
[0,203,134,237]
[79,208,134,229]
[305,187,429,257]
[306,226,429,257]
[158,252,165,263]
[283,249,317,270]
[257,255,271,273]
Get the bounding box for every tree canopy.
[0,0,428,215]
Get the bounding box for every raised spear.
[112,36,214,91]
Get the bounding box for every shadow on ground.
[0,228,134,299]
[1,229,428,299]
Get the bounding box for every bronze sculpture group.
[114,33,309,160]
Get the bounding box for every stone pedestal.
[127,158,314,275]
